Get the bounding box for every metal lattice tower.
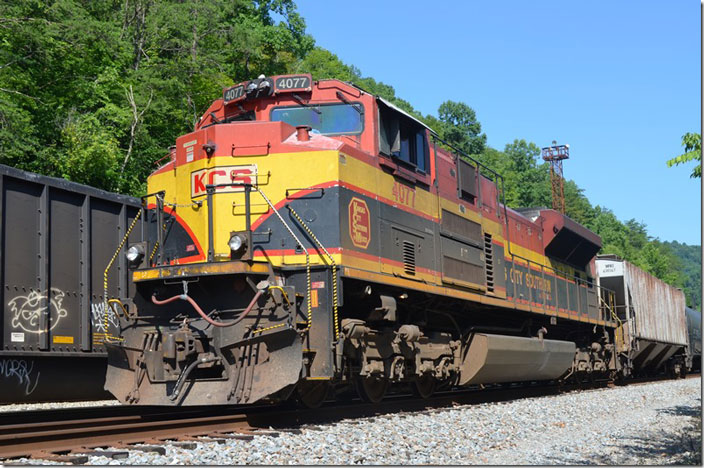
[541,141,570,213]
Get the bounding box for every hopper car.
[596,255,697,378]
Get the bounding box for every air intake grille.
[402,240,416,276]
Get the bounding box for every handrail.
[288,206,340,341]
[102,209,142,342]
[429,133,515,299]
[198,181,316,334]
[253,187,313,333]
[142,181,314,335]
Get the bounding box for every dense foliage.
[0,0,699,307]
[662,241,702,309]
[0,0,313,194]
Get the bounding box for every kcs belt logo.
[191,165,257,198]
[348,197,371,249]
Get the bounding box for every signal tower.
[541,141,570,214]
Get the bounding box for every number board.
[274,74,312,94]
[223,84,245,104]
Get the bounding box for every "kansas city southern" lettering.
[506,267,552,295]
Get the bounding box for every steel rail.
[0,410,252,459]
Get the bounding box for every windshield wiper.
[203,106,254,128]
[335,91,363,115]
[292,93,321,115]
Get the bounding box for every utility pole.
[541,141,570,214]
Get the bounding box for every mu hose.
[151,290,263,328]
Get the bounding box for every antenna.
[541,142,570,213]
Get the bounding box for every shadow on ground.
[543,400,702,465]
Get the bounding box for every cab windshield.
[270,103,363,135]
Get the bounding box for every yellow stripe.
[338,152,583,275]
[133,260,270,282]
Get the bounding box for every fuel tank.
[459,333,576,386]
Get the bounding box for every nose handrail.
[204,182,313,333]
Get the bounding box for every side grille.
[402,240,416,276]
[484,233,495,293]
[441,209,482,243]
[443,257,484,286]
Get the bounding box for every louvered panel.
[402,240,416,276]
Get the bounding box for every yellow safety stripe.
[288,206,340,341]
[103,209,142,343]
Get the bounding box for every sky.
[295,0,702,245]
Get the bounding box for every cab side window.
[379,101,429,174]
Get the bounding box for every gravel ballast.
[10,377,702,465]
[0,399,119,413]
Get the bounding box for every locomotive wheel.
[355,375,389,403]
[411,374,436,399]
[296,380,330,409]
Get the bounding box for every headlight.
[125,244,145,266]
[228,234,246,252]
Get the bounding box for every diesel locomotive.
[104,74,637,407]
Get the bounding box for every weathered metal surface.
[0,164,140,402]
[597,256,687,346]
[631,339,677,372]
[458,333,575,386]
[685,307,701,371]
[1,164,141,356]
[0,355,111,402]
[105,326,303,406]
[685,307,701,355]
[105,273,303,406]
[131,260,271,282]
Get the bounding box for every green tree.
[294,47,418,115]
[499,139,551,208]
[663,240,702,309]
[434,100,487,156]
[635,241,683,286]
[667,132,701,178]
[0,0,314,195]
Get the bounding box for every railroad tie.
[207,432,255,441]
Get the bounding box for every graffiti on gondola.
[8,289,68,334]
[0,358,39,395]
[90,302,120,334]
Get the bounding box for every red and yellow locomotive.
[105,74,619,406]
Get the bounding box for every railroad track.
[0,383,576,463]
[1,375,697,463]
[0,405,256,462]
